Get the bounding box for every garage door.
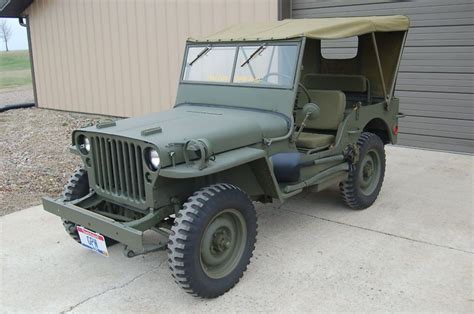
[292,0,474,153]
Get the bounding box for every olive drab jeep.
[42,16,410,298]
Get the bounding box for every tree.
[0,19,12,52]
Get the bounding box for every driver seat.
[295,90,346,150]
[297,132,336,149]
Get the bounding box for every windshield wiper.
[189,46,212,66]
[240,44,267,67]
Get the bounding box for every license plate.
[77,226,109,257]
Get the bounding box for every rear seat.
[303,73,370,106]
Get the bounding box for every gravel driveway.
[0,107,116,216]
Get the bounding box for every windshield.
[182,43,299,88]
[183,46,236,83]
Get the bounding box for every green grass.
[0,50,32,90]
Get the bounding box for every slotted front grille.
[90,135,146,202]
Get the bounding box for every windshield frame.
[180,39,302,90]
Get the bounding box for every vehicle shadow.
[274,184,352,213]
[252,184,356,241]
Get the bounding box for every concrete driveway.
[1,146,472,312]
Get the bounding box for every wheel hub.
[363,161,374,179]
[211,228,232,253]
[358,149,381,196]
[200,209,247,279]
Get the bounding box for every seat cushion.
[297,132,335,149]
[295,90,346,130]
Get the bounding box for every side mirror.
[302,103,320,121]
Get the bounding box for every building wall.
[26,0,278,117]
[292,0,474,154]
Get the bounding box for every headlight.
[83,138,91,152]
[146,148,160,171]
[77,135,91,154]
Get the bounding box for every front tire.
[168,184,257,298]
[340,132,386,210]
[61,168,116,246]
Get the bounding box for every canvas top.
[190,15,410,42]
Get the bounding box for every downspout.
[278,0,292,20]
[19,16,38,107]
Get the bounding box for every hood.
[77,104,289,167]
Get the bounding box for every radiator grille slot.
[91,136,146,202]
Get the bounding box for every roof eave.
[0,0,34,18]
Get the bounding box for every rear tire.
[340,132,386,210]
[61,168,116,245]
[168,183,257,298]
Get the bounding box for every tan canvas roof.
[191,15,410,42]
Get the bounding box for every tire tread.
[340,132,386,210]
[168,183,257,298]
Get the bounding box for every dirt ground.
[0,107,115,216]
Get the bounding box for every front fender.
[159,147,266,179]
[159,147,282,201]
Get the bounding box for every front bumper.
[42,196,161,253]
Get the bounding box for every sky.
[0,18,29,51]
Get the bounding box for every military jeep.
[43,16,409,298]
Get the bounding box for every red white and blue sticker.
[77,226,109,257]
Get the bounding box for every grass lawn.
[0,50,32,90]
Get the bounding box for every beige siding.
[26,0,278,117]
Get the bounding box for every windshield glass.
[183,46,236,83]
[182,43,299,88]
[234,45,299,86]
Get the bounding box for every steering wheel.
[297,83,312,105]
[254,72,312,104]
[255,72,291,84]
